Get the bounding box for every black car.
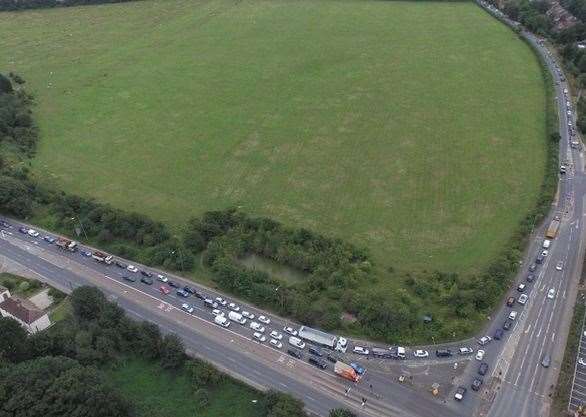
[308,347,322,357]
[141,270,153,278]
[123,275,136,283]
[0,220,10,228]
[168,281,179,288]
[494,328,504,340]
[478,362,489,376]
[176,289,190,298]
[140,276,153,285]
[287,349,303,359]
[326,354,339,363]
[536,254,544,264]
[194,291,205,300]
[503,319,513,331]
[18,226,28,234]
[436,349,452,358]
[115,260,126,268]
[529,263,537,272]
[308,357,327,369]
[183,286,195,294]
[471,378,483,391]
[526,273,535,282]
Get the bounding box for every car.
[270,330,283,340]
[536,254,544,264]
[508,311,518,321]
[459,347,473,355]
[127,265,138,273]
[309,357,327,369]
[529,263,537,272]
[350,362,366,375]
[309,346,323,357]
[140,276,153,285]
[478,362,489,376]
[478,336,492,346]
[556,261,563,271]
[283,326,298,336]
[123,275,136,283]
[168,281,179,288]
[141,270,153,278]
[494,328,504,340]
[215,297,227,306]
[80,250,91,257]
[353,346,370,355]
[287,349,303,359]
[18,226,28,234]
[193,290,205,300]
[547,288,556,299]
[270,339,283,349]
[579,358,586,366]
[326,354,339,363]
[526,273,535,282]
[242,311,255,320]
[288,336,306,349]
[506,296,516,307]
[250,322,265,333]
[471,378,483,391]
[181,303,194,314]
[43,236,56,243]
[176,289,190,297]
[157,274,168,282]
[436,349,452,358]
[541,354,551,368]
[475,350,485,361]
[253,332,266,342]
[115,260,126,268]
[204,299,219,309]
[159,285,170,295]
[568,110,572,116]
[258,315,271,324]
[560,165,567,174]
[518,294,528,305]
[212,309,224,316]
[454,386,467,401]
[183,286,195,294]
[413,349,429,358]
[541,250,549,258]
[336,336,348,353]
[27,229,39,237]
[228,302,240,311]
[503,319,513,331]
[0,220,10,228]
[517,283,526,292]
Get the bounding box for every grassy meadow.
[0,0,548,277]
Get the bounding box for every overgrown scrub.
[0,0,141,12]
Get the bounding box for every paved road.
[569,308,586,413]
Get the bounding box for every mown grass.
[0,0,548,279]
[105,358,262,417]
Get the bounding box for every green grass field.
[105,359,261,417]
[0,0,547,276]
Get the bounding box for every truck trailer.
[92,250,113,264]
[334,361,359,382]
[545,216,561,239]
[55,237,77,252]
[298,326,337,349]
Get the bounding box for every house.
[0,295,51,333]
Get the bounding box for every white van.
[228,311,246,325]
[508,311,518,321]
[542,239,551,249]
[288,336,306,349]
[214,315,230,327]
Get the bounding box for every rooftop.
[0,296,46,324]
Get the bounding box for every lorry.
[298,325,337,350]
[545,216,561,239]
[334,361,360,382]
[55,237,77,252]
[228,311,246,325]
[92,250,113,264]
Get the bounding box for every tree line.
[0,286,356,417]
[0,0,141,12]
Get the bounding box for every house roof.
[0,296,46,324]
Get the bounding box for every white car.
[258,315,271,324]
[547,288,556,299]
[478,336,492,346]
[181,303,194,314]
[288,336,306,349]
[270,339,283,349]
[518,294,528,305]
[579,358,586,366]
[27,229,39,237]
[413,349,429,358]
[541,250,549,257]
[353,346,370,355]
[127,265,138,273]
[242,311,255,320]
[568,110,572,116]
[270,330,283,340]
[283,326,298,336]
[228,302,240,311]
[157,274,168,282]
[250,322,265,333]
[475,349,485,361]
[212,309,224,316]
[215,297,227,306]
[253,332,266,342]
[508,311,518,321]
[556,261,563,271]
[458,347,473,355]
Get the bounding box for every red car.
[159,285,170,295]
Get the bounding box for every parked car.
[270,339,283,349]
[475,350,485,361]
[258,315,271,324]
[454,386,467,401]
[459,347,473,355]
[413,350,429,358]
[436,349,452,358]
[494,328,504,340]
[250,322,265,333]
[242,311,255,320]
[518,294,528,305]
[215,297,227,306]
[228,302,240,311]
[253,332,267,342]
[283,326,298,336]
[211,309,223,316]
[478,336,492,346]
[353,346,370,356]
[478,362,489,376]
[204,299,219,309]
[127,265,138,273]
[471,378,483,391]
[270,330,283,340]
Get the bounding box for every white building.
[0,293,51,334]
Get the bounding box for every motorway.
[0,4,584,417]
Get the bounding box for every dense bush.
[0,0,141,12]
[0,73,37,156]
